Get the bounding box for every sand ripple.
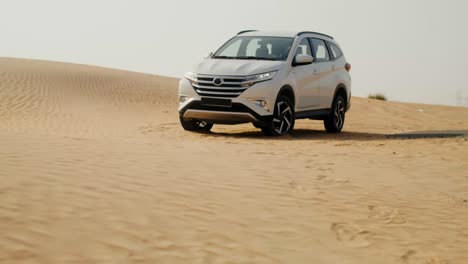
[1,58,467,263]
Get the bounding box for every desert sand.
[1,57,467,264]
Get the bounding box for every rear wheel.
[179,116,213,132]
[324,95,346,133]
[261,96,295,136]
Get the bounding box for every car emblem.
[213,78,224,86]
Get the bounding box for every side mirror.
[293,54,314,66]
[205,52,214,59]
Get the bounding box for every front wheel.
[324,95,346,133]
[179,116,213,132]
[261,96,295,136]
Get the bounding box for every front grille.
[192,75,248,98]
[200,97,232,107]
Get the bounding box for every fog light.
[250,99,270,112]
[179,95,190,104]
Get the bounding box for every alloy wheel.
[273,101,293,135]
[334,99,345,129]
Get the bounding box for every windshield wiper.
[213,56,281,61]
[237,56,280,61]
[237,56,261,60]
[212,56,236,59]
[257,57,282,61]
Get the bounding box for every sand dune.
[1,57,467,264]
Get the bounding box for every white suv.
[178,30,351,136]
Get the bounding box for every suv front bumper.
[179,100,272,125]
[178,78,276,125]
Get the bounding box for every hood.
[194,58,285,76]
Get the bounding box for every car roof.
[238,30,334,40]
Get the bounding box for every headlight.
[184,72,198,83]
[242,71,277,87]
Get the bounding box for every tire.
[179,116,213,132]
[261,96,295,136]
[324,94,346,133]
[253,123,264,129]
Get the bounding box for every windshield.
[213,36,294,61]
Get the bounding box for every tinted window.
[310,38,330,62]
[214,36,294,61]
[295,38,312,57]
[328,42,343,59]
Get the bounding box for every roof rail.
[297,31,334,39]
[237,30,258,35]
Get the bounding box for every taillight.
[345,63,351,72]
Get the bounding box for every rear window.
[328,42,344,59]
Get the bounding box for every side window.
[310,38,330,62]
[328,42,343,59]
[295,38,312,57]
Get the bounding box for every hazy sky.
[1,0,468,106]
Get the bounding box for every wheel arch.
[332,84,348,109]
[277,85,296,106]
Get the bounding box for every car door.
[292,38,321,111]
[309,38,335,109]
